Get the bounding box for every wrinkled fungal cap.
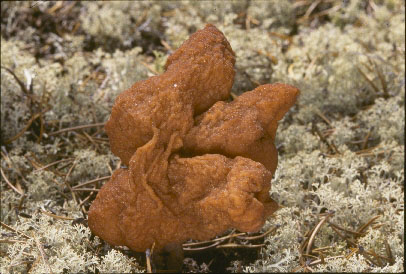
[88,24,299,252]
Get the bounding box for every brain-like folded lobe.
[88,151,279,251]
[183,83,300,173]
[105,24,236,166]
[88,24,299,252]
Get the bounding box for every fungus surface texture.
[88,24,300,252]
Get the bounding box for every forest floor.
[1,1,404,272]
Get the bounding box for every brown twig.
[139,60,159,75]
[306,212,334,255]
[40,210,74,221]
[33,158,74,173]
[183,241,222,251]
[18,194,27,211]
[0,239,27,244]
[4,112,42,144]
[327,221,365,237]
[361,130,372,150]
[82,131,98,147]
[307,3,341,21]
[0,167,24,195]
[160,39,173,52]
[48,122,105,136]
[315,109,333,128]
[373,61,389,98]
[73,176,111,189]
[64,160,78,204]
[146,242,155,273]
[0,66,30,95]
[313,123,340,155]
[183,230,244,247]
[357,215,380,234]
[384,239,395,265]
[33,233,53,274]
[78,192,95,207]
[0,222,31,239]
[236,225,279,241]
[216,243,265,249]
[308,255,344,267]
[356,66,380,93]
[72,188,100,192]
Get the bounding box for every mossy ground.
[1,1,404,272]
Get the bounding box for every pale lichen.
[1,0,404,272]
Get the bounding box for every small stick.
[346,247,359,259]
[327,221,365,237]
[360,249,382,267]
[313,123,340,155]
[371,223,384,229]
[33,158,74,172]
[356,66,380,93]
[146,249,152,273]
[0,167,24,195]
[0,66,30,95]
[33,233,53,274]
[90,125,104,137]
[79,196,88,215]
[299,229,313,254]
[355,144,381,154]
[183,230,244,247]
[64,160,78,204]
[357,150,386,157]
[0,239,27,244]
[312,4,341,20]
[384,239,394,265]
[82,131,98,146]
[183,241,222,251]
[0,222,31,239]
[312,246,334,252]
[40,210,74,221]
[48,122,105,136]
[330,225,357,247]
[216,243,265,249]
[17,194,26,211]
[72,188,100,192]
[373,61,389,98]
[302,253,319,260]
[78,192,95,207]
[139,60,159,75]
[296,0,322,24]
[306,212,334,255]
[315,109,333,128]
[308,255,344,266]
[73,176,111,189]
[255,49,278,65]
[4,112,42,144]
[237,225,279,240]
[357,216,380,234]
[364,248,384,267]
[361,130,372,150]
[107,163,114,176]
[56,160,75,171]
[160,39,173,52]
[146,242,155,273]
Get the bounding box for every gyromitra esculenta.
[88,24,299,254]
